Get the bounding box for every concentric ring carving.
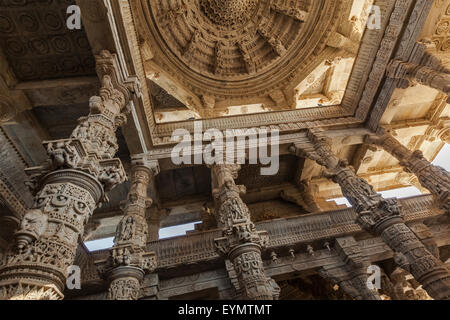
[137,0,342,101]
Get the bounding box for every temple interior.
[0,0,449,300]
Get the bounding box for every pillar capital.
[365,132,413,162]
[209,164,277,300]
[210,164,241,187]
[131,155,160,177]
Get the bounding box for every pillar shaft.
[211,164,279,300]
[290,130,450,300]
[0,51,136,300]
[367,132,450,214]
[107,156,159,300]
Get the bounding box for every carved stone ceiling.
[0,0,96,81]
[133,0,371,122]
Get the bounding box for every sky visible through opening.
[329,143,450,207]
[85,144,449,252]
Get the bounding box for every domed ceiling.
[133,0,368,121]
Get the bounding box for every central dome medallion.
[137,0,342,107]
[200,0,259,29]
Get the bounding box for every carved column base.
[0,253,67,300]
[107,266,144,300]
[228,243,278,300]
[381,223,450,300]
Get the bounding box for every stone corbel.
[131,154,160,177]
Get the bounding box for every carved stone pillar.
[318,237,381,300]
[367,132,450,215]
[107,156,159,300]
[211,164,279,300]
[0,50,137,300]
[409,222,440,260]
[387,60,450,95]
[290,130,450,300]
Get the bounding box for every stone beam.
[14,77,99,91]
[87,194,443,273]
[72,221,450,300]
[367,131,450,214]
[364,0,437,131]
[0,49,31,124]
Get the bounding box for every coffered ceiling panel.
[0,0,96,81]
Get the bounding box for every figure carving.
[15,209,48,253]
[99,166,125,191]
[46,141,79,169]
[0,50,135,300]
[211,164,277,300]
[117,216,135,242]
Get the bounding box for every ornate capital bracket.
[95,50,141,107]
[319,236,381,300]
[386,58,450,95]
[110,245,157,273]
[131,155,160,177]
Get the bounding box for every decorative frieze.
[79,222,449,300]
